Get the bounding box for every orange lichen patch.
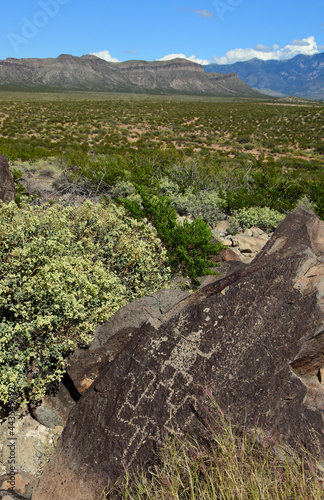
[77,377,94,393]
[1,474,29,495]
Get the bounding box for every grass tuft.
[102,401,323,499]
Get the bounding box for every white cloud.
[253,44,273,53]
[157,53,210,65]
[90,50,119,63]
[319,44,324,51]
[194,9,214,18]
[291,39,311,46]
[212,36,320,64]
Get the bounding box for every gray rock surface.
[0,413,61,499]
[30,378,77,428]
[0,156,15,204]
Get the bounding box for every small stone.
[236,235,268,254]
[214,220,230,234]
[243,228,253,237]
[212,229,221,238]
[220,238,232,246]
[250,226,264,237]
[0,471,36,498]
[230,236,239,247]
[210,248,242,263]
[33,404,63,429]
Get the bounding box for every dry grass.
[103,401,323,500]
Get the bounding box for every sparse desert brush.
[0,200,170,407]
[0,94,322,211]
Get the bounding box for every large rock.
[33,208,324,500]
[66,288,191,393]
[30,379,76,428]
[0,156,15,204]
[233,234,268,254]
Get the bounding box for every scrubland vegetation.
[1,92,322,218]
[0,92,323,405]
[0,92,323,495]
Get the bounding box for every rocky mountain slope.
[0,54,262,97]
[205,52,324,99]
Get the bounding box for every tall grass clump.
[103,402,323,499]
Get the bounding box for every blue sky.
[1,0,323,64]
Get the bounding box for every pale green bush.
[170,191,196,216]
[296,195,317,212]
[110,180,136,199]
[172,190,226,227]
[158,177,180,197]
[0,201,170,406]
[232,206,285,233]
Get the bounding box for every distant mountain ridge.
[0,54,262,97]
[204,53,324,99]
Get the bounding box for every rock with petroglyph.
[33,208,324,500]
[66,288,191,393]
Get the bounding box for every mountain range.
[0,54,262,98]
[1,53,322,99]
[204,53,324,99]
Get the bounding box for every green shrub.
[170,191,196,216]
[118,185,225,287]
[227,218,241,235]
[231,206,285,233]
[9,166,23,182]
[307,181,324,220]
[0,201,170,407]
[62,154,128,193]
[237,135,252,144]
[191,190,226,227]
[9,165,31,205]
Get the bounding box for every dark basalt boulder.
[0,155,15,204]
[33,208,324,500]
[66,288,191,393]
